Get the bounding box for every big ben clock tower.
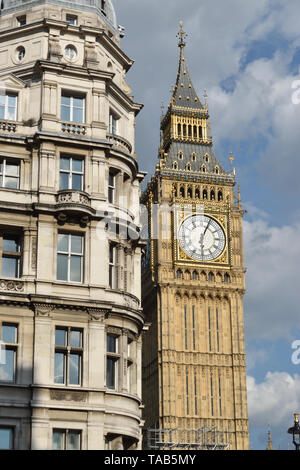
[141,23,249,450]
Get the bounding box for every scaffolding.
[146,426,231,450]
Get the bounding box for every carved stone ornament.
[0,279,24,292]
[34,303,54,317]
[88,308,109,322]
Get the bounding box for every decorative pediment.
[0,73,26,91]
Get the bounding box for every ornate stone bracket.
[33,303,54,317]
[87,308,110,322]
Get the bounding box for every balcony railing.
[56,190,91,207]
[107,133,132,154]
[61,122,86,135]
[0,120,17,132]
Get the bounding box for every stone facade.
[0,0,145,450]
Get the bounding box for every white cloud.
[247,371,300,427]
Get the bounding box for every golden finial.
[177,21,187,48]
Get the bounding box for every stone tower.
[142,23,249,450]
[0,0,145,450]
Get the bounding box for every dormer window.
[66,15,78,25]
[17,16,26,26]
[178,151,183,160]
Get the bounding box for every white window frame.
[61,93,85,124]
[0,93,17,121]
[0,158,20,189]
[0,323,18,383]
[54,326,83,386]
[52,429,81,450]
[109,112,119,135]
[57,233,84,283]
[59,156,84,191]
[108,171,115,204]
[109,244,117,289]
[106,334,119,390]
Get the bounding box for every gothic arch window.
[185,270,191,280]
[173,161,178,170]
[178,151,183,160]
[178,123,181,136]
[191,152,196,162]
[193,125,197,138]
[195,187,200,199]
[224,273,230,284]
[192,270,199,280]
[183,124,187,137]
[199,126,203,138]
[180,186,185,198]
[187,186,192,198]
[176,269,183,279]
[186,163,191,172]
[203,189,208,199]
[215,166,219,174]
[208,272,215,282]
[218,190,223,201]
[210,190,215,200]
[173,184,178,197]
[188,125,192,138]
[205,153,209,163]
[202,165,206,173]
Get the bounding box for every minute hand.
[202,219,211,238]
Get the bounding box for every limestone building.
[142,23,249,450]
[0,0,145,450]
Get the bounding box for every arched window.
[180,186,185,198]
[185,270,191,280]
[195,188,200,199]
[188,125,192,138]
[224,273,230,284]
[183,124,187,137]
[173,161,178,170]
[203,189,208,199]
[199,126,203,138]
[186,163,191,172]
[210,190,215,200]
[192,270,199,280]
[178,123,181,136]
[187,187,192,198]
[218,191,223,201]
[194,125,197,139]
[208,272,215,282]
[178,151,183,160]
[191,153,196,162]
[202,165,206,173]
[215,166,219,174]
[176,269,183,279]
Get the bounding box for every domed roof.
[2,0,118,30]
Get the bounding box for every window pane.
[2,257,19,278]
[72,159,83,173]
[106,358,116,389]
[72,173,82,190]
[53,430,65,450]
[73,97,84,109]
[61,95,70,106]
[57,254,68,281]
[55,328,67,347]
[3,238,19,252]
[0,106,5,119]
[4,177,18,189]
[54,352,65,384]
[59,172,69,190]
[60,157,70,171]
[0,429,13,450]
[68,431,80,450]
[7,95,16,107]
[57,234,69,253]
[70,256,82,283]
[5,162,19,177]
[71,236,82,254]
[73,107,84,123]
[0,349,15,382]
[70,330,81,348]
[7,107,16,121]
[109,173,114,187]
[61,105,71,121]
[107,335,116,353]
[2,325,17,343]
[69,353,80,385]
[0,95,5,106]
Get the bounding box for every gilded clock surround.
[141,23,249,451]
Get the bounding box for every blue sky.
[113,0,300,450]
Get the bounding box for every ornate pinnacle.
[177,21,187,48]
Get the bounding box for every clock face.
[178,214,226,261]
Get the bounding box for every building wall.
[0,2,144,450]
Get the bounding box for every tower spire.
[266,425,274,450]
[177,20,187,49]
